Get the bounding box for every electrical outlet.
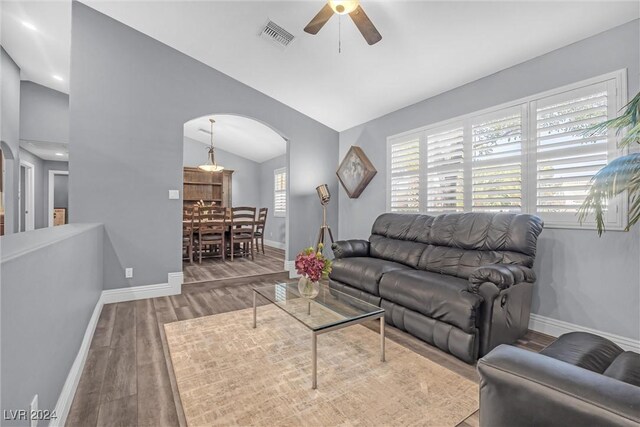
[168,190,180,200]
[30,394,38,427]
[125,268,133,278]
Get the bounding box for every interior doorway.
[48,170,69,226]
[18,160,35,232]
[181,114,289,285]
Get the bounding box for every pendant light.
[198,118,224,172]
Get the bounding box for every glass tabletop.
[253,282,384,332]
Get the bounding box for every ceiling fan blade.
[348,5,382,45]
[304,4,334,35]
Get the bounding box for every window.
[387,71,626,229]
[274,167,287,217]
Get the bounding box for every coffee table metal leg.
[380,316,386,362]
[253,291,257,329]
[312,332,317,389]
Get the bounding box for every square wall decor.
[336,146,377,198]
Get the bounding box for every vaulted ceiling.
[2,1,638,133]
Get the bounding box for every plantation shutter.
[471,107,524,212]
[425,124,465,212]
[274,168,287,217]
[389,136,420,212]
[534,82,612,223]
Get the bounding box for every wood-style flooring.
[183,246,286,284]
[66,277,555,427]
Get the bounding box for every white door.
[19,161,35,231]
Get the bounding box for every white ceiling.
[20,140,69,162]
[0,0,71,93]
[1,1,638,133]
[84,1,639,131]
[184,115,287,163]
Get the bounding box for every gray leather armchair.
[330,212,544,362]
[478,332,640,426]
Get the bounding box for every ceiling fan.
[303,0,382,46]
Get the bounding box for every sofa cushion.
[329,257,410,296]
[379,270,482,333]
[369,235,427,268]
[540,332,623,373]
[603,352,640,387]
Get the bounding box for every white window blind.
[534,83,610,223]
[387,71,626,229]
[471,107,523,213]
[426,125,465,212]
[274,167,286,217]
[389,136,420,212]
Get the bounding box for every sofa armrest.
[478,345,640,427]
[468,264,535,293]
[331,240,370,259]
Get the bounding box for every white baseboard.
[284,260,299,279]
[529,313,640,352]
[102,272,183,304]
[50,296,104,427]
[263,239,285,250]
[51,272,183,426]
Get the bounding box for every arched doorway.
[181,114,289,284]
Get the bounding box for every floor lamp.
[315,184,334,250]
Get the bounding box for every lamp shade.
[328,0,359,15]
[316,184,331,205]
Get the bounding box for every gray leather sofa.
[478,332,640,426]
[329,212,543,363]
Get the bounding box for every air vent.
[259,20,295,49]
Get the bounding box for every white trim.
[19,160,36,231]
[529,313,640,352]
[263,239,285,250]
[50,297,103,427]
[48,170,69,227]
[102,272,183,304]
[50,272,183,426]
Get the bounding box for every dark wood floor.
[66,277,555,427]
[183,245,286,283]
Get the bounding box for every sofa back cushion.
[369,212,543,278]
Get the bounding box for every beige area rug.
[164,304,479,426]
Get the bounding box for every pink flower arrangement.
[295,244,332,282]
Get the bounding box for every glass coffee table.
[252,282,386,389]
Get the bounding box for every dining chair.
[254,207,268,255]
[229,207,256,261]
[182,207,194,263]
[197,207,227,263]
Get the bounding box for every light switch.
[125,268,133,278]
[169,190,180,200]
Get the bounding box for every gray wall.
[337,20,640,341]
[17,148,45,229]
[0,224,104,426]
[183,136,262,207]
[259,155,286,244]
[70,3,338,289]
[19,81,70,144]
[1,47,21,234]
[54,174,69,210]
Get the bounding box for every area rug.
[164,303,478,426]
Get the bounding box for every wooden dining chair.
[229,207,256,261]
[254,207,268,255]
[182,207,194,263]
[197,207,227,263]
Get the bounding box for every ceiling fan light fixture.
[328,0,359,15]
[198,118,224,172]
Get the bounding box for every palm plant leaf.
[584,92,640,148]
[578,153,640,235]
[579,91,640,235]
